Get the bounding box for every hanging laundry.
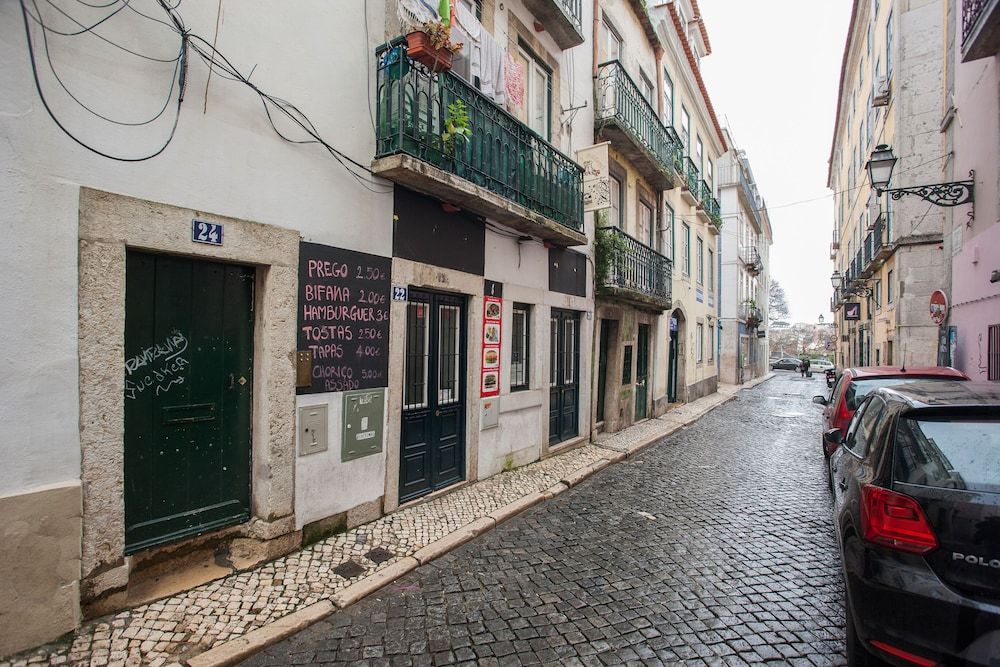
[398,0,438,31]
[504,52,525,112]
[479,30,506,106]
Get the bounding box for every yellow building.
[591,0,725,434]
[829,0,951,368]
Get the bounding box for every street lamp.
[818,314,825,325]
[830,271,844,290]
[866,144,975,208]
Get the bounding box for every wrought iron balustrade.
[598,226,672,305]
[683,157,700,194]
[963,0,988,46]
[594,60,683,182]
[375,41,583,231]
[557,0,583,33]
[741,301,763,326]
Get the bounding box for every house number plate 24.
[192,219,224,246]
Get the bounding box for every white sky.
[698,0,852,325]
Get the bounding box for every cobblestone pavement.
[243,372,845,666]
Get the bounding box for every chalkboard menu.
[297,242,392,394]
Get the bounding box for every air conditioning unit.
[873,76,890,107]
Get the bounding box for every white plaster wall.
[0,0,393,498]
[294,392,387,530]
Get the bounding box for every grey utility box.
[342,388,385,462]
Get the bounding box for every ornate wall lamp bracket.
[878,170,976,207]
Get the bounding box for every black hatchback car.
[826,381,1000,666]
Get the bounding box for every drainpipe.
[655,45,664,118]
[592,0,600,76]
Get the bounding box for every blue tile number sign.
[192,219,224,246]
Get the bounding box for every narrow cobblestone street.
[243,373,846,666]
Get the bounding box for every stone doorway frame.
[77,189,299,605]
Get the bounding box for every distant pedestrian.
[800,357,811,378]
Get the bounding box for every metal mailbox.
[342,388,385,462]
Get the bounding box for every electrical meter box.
[342,388,385,462]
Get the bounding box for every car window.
[844,377,961,411]
[894,416,1000,492]
[846,397,884,457]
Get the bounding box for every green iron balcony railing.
[699,180,721,227]
[594,60,683,188]
[375,40,583,232]
[598,226,672,307]
[962,0,999,61]
[683,157,700,194]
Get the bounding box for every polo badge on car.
[952,552,1000,569]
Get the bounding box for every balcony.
[962,0,1000,62]
[597,226,672,311]
[594,61,683,191]
[831,228,840,249]
[680,157,700,205]
[521,0,584,49]
[745,246,762,275]
[696,180,722,231]
[740,301,763,328]
[374,41,586,246]
[861,214,893,276]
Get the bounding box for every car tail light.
[836,391,852,429]
[861,485,938,554]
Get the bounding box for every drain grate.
[332,560,367,579]
[365,547,395,564]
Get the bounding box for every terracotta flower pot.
[405,30,454,73]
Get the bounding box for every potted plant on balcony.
[595,226,628,290]
[744,299,762,329]
[406,20,463,72]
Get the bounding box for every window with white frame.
[511,304,529,391]
[663,68,674,126]
[513,45,550,140]
[663,203,675,259]
[599,16,623,63]
[681,107,691,152]
[609,172,624,228]
[696,323,704,363]
[697,236,704,284]
[708,325,714,361]
[708,248,714,291]
[639,71,653,107]
[683,223,691,276]
[696,136,704,173]
[639,198,653,247]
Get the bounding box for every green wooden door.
[124,251,255,553]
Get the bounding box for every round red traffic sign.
[929,290,949,325]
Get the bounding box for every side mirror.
[812,395,828,406]
[823,429,843,446]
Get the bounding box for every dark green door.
[400,290,466,503]
[596,320,611,422]
[124,251,254,553]
[548,309,580,445]
[636,324,649,419]
[668,319,678,403]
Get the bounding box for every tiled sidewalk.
[2,374,772,667]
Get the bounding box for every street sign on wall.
[929,290,949,325]
[844,302,861,321]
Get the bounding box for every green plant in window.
[594,227,627,289]
[441,99,472,155]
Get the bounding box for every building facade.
[718,132,773,384]
[0,0,754,655]
[829,0,956,369]
[945,0,1000,380]
[0,0,599,654]
[589,0,725,437]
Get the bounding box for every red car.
[812,366,969,457]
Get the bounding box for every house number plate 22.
[192,219,224,246]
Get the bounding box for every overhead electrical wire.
[19,0,393,191]
[18,0,185,161]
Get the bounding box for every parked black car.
[826,381,1000,666]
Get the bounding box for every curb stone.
[180,380,762,666]
[184,601,335,667]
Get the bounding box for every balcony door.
[512,45,550,140]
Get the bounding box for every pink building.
[948,0,999,380]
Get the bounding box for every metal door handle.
[228,374,235,389]
[435,409,441,417]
